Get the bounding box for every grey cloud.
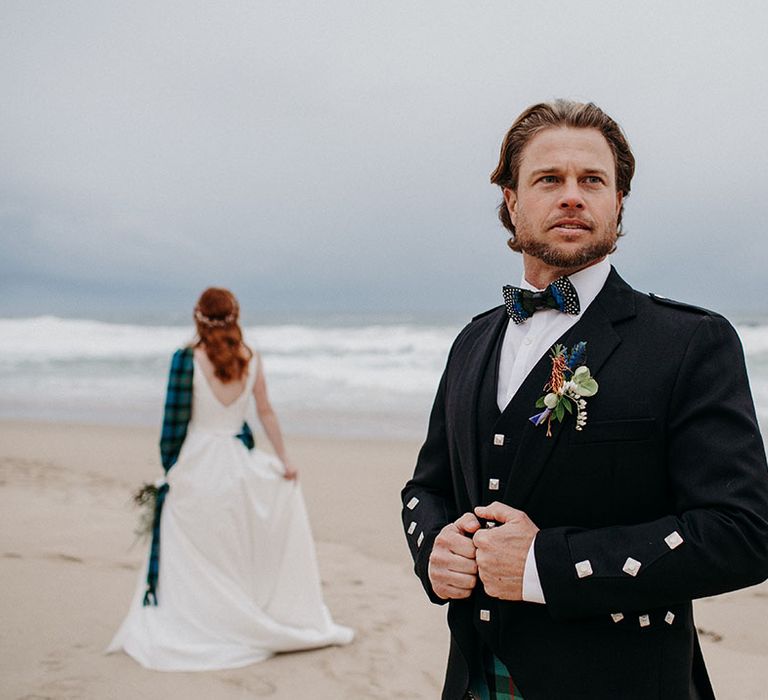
[1,1,766,318]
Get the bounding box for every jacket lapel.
[451,308,509,506]
[501,267,636,508]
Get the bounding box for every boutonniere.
[529,341,598,437]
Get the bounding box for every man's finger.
[474,501,521,524]
[455,512,482,535]
[444,570,477,589]
[448,531,478,559]
[447,555,478,575]
[436,583,474,600]
[429,558,476,588]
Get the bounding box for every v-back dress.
[108,355,353,670]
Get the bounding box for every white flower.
[544,393,559,409]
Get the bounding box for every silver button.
[479,609,491,622]
[493,434,505,446]
[407,521,417,535]
[664,531,684,549]
[639,614,650,628]
[417,532,424,547]
[406,497,419,510]
[622,557,641,576]
[575,560,593,578]
[611,613,624,623]
[488,478,500,491]
[664,611,675,625]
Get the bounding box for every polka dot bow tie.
[502,276,580,325]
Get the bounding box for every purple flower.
[529,408,552,426]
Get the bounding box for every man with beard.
[401,100,768,699]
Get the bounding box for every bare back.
[193,345,256,408]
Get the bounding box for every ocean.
[1,315,767,440]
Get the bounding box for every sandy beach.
[2,419,768,699]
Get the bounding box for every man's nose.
[559,181,584,209]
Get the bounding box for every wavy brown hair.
[193,288,251,382]
[490,99,636,251]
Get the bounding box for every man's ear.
[503,188,518,227]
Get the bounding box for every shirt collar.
[519,256,611,316]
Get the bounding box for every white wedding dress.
[108,355,353,671]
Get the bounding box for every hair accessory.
[195,308,236,328]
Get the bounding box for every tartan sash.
[142,481,168,606]
[468,648,524,700]
[159,347,195,473]
[143,347,255,606]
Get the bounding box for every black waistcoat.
[471,316,539,655]
[475,317,527,508]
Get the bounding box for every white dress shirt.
[496,257,612,604]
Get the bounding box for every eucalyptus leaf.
[555,401,565,421]
[535,397,546,408]
[578,379,599,397]
[562,397,573,414]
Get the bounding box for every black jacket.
[402,268,768,699]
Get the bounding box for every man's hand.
[428,512,482,600]
[473,502,539,601]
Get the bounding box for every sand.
[1,419,767,699]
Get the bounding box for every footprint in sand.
[219,672,277,695]
[33,676,96,700]
[49,553,84,564]
[40,658,64,672]
[697,626,724,643]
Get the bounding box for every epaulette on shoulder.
[471,305,504,322]
[648,293,715,316]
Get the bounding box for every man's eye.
[585,176,603,184]
[539,176,558,184]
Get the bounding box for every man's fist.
[428,512,482,600]
[473,502,539,600]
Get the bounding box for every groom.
[401,100,768,699]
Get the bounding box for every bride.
[108,287,353,671]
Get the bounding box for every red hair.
[193,288,251,382]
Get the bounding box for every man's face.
[503,127,623,274]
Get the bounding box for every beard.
[513,213,618,269]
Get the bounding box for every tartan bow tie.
[502,276,580,324]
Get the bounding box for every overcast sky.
[1,1,766,322]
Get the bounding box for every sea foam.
[1,316,766,438]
